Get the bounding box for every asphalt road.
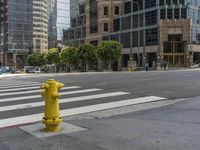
[15,69,200,100]
[1,69,200,150]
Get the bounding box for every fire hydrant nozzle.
[41,79,64,132]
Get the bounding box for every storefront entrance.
[163,41,187,67]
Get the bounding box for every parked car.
[24,66,35,73]
[0,67,9,73]
[34,67,41,73]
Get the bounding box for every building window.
[146,28,158,46]
[124,2,131,14]
[159,0,164,5]
[113,19,120,31]
[114,6,119,15]
[139,14,143,27]
[122,16,131,30]
[179,0,185,5]
[79,5,85,14]
[90,0,98,33]
[121,32,130,48]
[167,9,173,19]
[181,8,187,19]
[132,31,138,47]
[166,0,171,5]
[160,9,166,19]
[173,0,178,5]
[145,11,157,26]
[174,9,180,19]
[104,7,108,16]
[104,23,108,32]
[132,14,143,28]
[145,0,156,9]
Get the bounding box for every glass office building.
[104,0,200,67]
[4,0,33,53]
[1,0,48,68]
[64,0,200,68]
[0,0,33,67]
[0,0,3,65]
[48,0,57,48]
[48,0,70,49]
[57,0,70,41]
[63,0,86,46]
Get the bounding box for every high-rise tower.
[0,0,48,68]
[0,0,33,67]
[33,0,48,53]
[48,0,70,49]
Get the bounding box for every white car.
[34,67,41,73]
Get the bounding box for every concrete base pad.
[20,122,87,138]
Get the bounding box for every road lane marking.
[0,84,42,90]
[0,86,40,92]
[0,86,81,96]
[0,92,130,112]
[0,96,166,128]
[0,82,41,87]
[0,88,102,103]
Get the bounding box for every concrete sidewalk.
[0,97,200,150]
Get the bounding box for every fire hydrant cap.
[47,79,56,83]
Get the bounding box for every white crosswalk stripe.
[0,86,40,92]
[0,80,167,129]
[0,86,81,96]
[0,82,41,88]
[0,92,129,112]
[0,83,41,90]
[0,88,103,103]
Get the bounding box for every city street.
[0,69,200,150]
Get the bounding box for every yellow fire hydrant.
[41,79,64,132]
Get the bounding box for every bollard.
[41,79,64,132]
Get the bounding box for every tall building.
[57,0,70,41]
[63,0,86,46]
[105,0,200,67]
[33,0,48,53]
[48,0,70,49]
[64,0,123,46]
[0,0,3,66]
[0,0,34,68]
[64,0,200,68]
[48,0,57,49]
[0,0,48,68]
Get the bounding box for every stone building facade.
[64,0,200,68]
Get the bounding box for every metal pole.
[137,2,140,67]
[132,1,140,66]
[130,0,133,61]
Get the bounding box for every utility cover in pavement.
[20,122,87,138]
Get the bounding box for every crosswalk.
[0,79,167,129]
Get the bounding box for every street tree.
[60,46,79,71]
[36,53,46,67]
[78,44,97,72]
[44,48,60,65]
[44,48,60,72]
[27,53,46,67]
[97,40,122,70]
[27,53,37,66]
